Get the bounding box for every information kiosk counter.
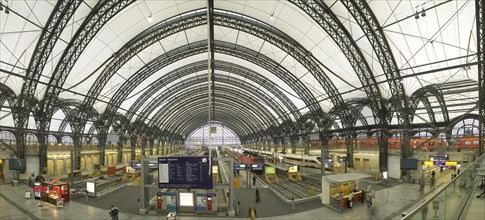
[321,173,370,212]
[41,182,70,207]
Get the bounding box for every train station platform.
[1,167,483,220]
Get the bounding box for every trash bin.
[12,180,19,187]
[56,198,65,208]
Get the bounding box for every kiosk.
[41,182,70,207]
[321,173,370,212]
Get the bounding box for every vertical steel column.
[207,0,214,171]
[478,0,485,156]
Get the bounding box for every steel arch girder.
[101,40,309,128]
[174,107,256,137]
[214,12,345,123]
[152,87,275,130]
[478,0,485,156]
[136,75,287,124]
[41,0,136,132]
[176,112,253,137]
[84,11,321,127]
[22,0,83,102]
[163,97,268,135]
[126,60,300,122]
[159,98,265,135]
[410,85,449,123]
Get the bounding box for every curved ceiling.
[0,0,481,140]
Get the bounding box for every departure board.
[158,156,213,189]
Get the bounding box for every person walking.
[366,190,372,208]
[255,187,260,203]
[348,191,354,208]
[249,204,257,220]
[108,204,119,220]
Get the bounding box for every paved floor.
[1,168,483,220]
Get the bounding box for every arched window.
[61,136,74,145]
[185,123,240,146]
[452,118,479,137]
[48,135,58,144]
[0,131,16,145]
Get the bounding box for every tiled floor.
[1,170,483,220]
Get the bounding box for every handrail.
[402,152,485,219]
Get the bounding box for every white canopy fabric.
[0,0,481,136]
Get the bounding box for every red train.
[224,148,265,166]
[310,136,481,152]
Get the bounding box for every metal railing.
[402,153,485,220]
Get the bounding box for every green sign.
[210,127,217,133]
[265,166,275,175]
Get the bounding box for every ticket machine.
[156,191,177,213]
[195,191,217,213]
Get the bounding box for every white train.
[241,148,333,170]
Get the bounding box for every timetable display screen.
[158,156,213,189]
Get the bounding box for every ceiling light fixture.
[270,13,274,20]
[421,7,426,17]
[414,11,419,19]
[147,13,153,22]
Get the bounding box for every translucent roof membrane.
[0,0,480,138]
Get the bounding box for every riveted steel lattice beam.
[177,112,253,137]
[409,85,450,125]
[137,75,288,126]
[126,60,300,123]
[152,87,276,131]
[158,97,264,136]
[339,0,415,170]
[289,0,392,170]
[40,2,133,133]
[99,40,312,132]
[160,83,280,133]
[478,0,485,156]
[85,11,321,131]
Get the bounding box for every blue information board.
[234,163,247,170]
[158,156,213,189]
[251,164,264,171]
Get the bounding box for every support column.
[149,139,154,156]
[289,137,296,154]
[320,132,329,177]
[117,140,123,163]
[130,136,136,161]
[98,134,107,166]
[478,0,485,156]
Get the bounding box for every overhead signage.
[130,161,158,169]
[158,156,213,189]
[234,163,247,170]
[288,165,298,173]
[265,166,275,175]
[251,164,264,171]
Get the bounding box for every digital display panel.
[158,156,213,189]
[86,182,95,193]
[288,165,298,173]
[401,158,418,170]
[234,163,246,170]
[179,192,194,206]
[265,166,275,174]
[251,164,264,171]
